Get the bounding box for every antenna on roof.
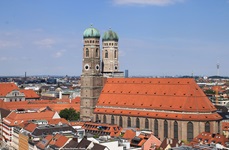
[24,72,27,84]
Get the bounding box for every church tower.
[80,25,104,121]
[102,29,123,77]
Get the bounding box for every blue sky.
[0,0,229,77]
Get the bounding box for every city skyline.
[0,0,229,77]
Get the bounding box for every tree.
[204,89,215,95]
[59,108,80,121]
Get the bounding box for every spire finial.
[90,24,93,27]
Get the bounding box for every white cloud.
[113,0,185,6]
[0,57,14,61]
[53,49,66,58]
[0,40,20,49]
[34,38,56,48]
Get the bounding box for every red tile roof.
[191,132,229,147]
[0,82,19,96]
[20,89,40,99]
[69,121,85,127]
[0,98,80,113]
[24,123,38,132]
[123,129,136,140]
[3,110,57,126]
[49,133,69,148]
[47,118,69,125]
[222,122,229,131]
[94,108,221,121]
[82,122,122,137]
[36,135,53,149]
[131,132,152,147]
[0,99,7,108]
[94,78,222,121]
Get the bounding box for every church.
[80,26,222,142]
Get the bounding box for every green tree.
[204,89,215,95]
[59,108,80,121]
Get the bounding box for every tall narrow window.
[96,48,99,57]
[96,114,99,122]
[205,121,210,133]
[145,118,149,129]
[136,118,140,128]
[114,50,117,58]
[105,50,108,58]
[111,115,115,125]
[103,115,106,123]
[86,48,89,57]
[187,122,193,142]
[164,120,168,138]
[154,119,158,137]
[128,117,131,127]
[174,121,178,139]
[119,116,123,127]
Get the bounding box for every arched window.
[96,48,99,57]
[154,119,158,137]
[119,116,123,127]
[86,48,89,57]
[136,118,140,128]
[174,121,178,139]
[105,50,108,58]
[145,118,149,129]
[205,121,210,133]
[96,114,99,122]
[187,122,193,142]
[111,115,115,125]
[164,120,168,138]
[103,115,106,123]
[128,117,131,127]
[114,50,117,58]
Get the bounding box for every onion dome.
[83,25,100,39]
[102,29,119,42]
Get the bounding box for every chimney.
[59,90,62,99]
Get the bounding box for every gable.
[6,90,25,97]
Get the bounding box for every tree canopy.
[59,108,80,121]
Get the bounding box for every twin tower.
[80,25,123,121]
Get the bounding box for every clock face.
[84,64,89,70]
[95,64,100,70]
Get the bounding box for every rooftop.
[95,78,222,121]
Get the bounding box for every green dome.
[102,29,119,42]
[83,25,100,39]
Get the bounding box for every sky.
[0,0,229,77]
